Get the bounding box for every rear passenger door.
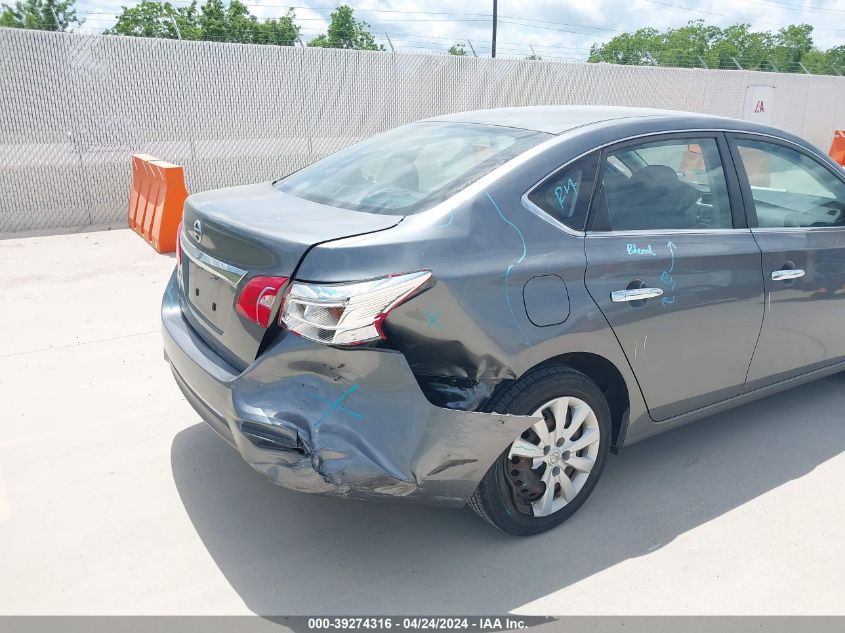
[728,134,845,385]
[584,133,765,421]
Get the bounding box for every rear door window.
[592,137,733,231]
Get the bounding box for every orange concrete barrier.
[127,154,188,253]
[127,153,158,235]
[830,130,845,167]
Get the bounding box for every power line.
[734,0,845,15]
[497,18,617,39]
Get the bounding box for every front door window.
[593,137,733,232]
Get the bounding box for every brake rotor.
[504,419,548,511]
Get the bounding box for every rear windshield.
[276,122,550,215]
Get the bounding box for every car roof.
[427,105,750,136]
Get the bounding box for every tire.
[468,364,611,536]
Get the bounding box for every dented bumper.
[162,273,539,506]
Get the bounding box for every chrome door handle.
[611,287,664,303]
[771,269,805,281]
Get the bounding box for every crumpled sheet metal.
[231,335,542,506]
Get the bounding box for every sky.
[72,0,845,61]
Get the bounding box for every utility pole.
[491,0,497,58]
[384,32,395,53]
[467,39,478,57]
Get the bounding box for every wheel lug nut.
[543,446,550,455]
[552,466,561,476]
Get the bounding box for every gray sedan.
[162,106,845,535]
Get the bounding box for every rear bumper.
[161,271,540,506]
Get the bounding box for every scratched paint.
[486,192,530,346]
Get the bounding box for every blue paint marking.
[423,309,442,330]
[627,243,656,256]
[554,178,578,210]
[434,211,454,228]
[667,240,677,273]
[311,384,363,425]
[486,192,530,346]
[659,271,677,290]
[659,241,679,306]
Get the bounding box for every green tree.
[588,20,842,75]
[105,0,199,39]
[526,53,542,60]
[255,9,300,45]
[0,0,78,30]
[308,5,383,51]
[105,0,299,45]
[712,23,773,69]
[448,43,467,56]
[587,27,661,65]
[769,23,814,72]
[197,0,228,41]
[825,45,845,74]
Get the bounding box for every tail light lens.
[236,276,289,328]
[281,270,432,345]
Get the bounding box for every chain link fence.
[1,28,844,237]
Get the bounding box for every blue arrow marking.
[667,240,677,273]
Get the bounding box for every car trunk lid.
[178,182,402,368]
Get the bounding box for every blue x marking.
[311,384,364,425]
[423,309,442,330]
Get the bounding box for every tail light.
[236,276,289,328]
[281,270,432,345]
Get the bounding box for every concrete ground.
[1,229,844,616]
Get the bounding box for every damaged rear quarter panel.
[231,335,543,505]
